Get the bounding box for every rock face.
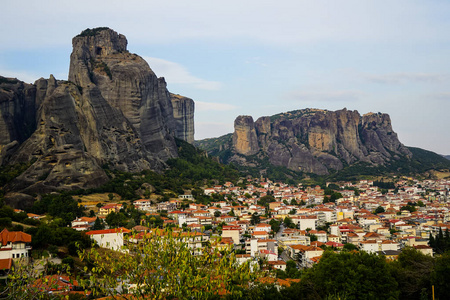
[0,28,195,193]
[0,77,37,161]
[232,116,259,156]
[171,94,195,144]
[203,108,411,175]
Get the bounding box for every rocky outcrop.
[225,108,412,175]
[171,94,195,143]
[0,28,196,193]
[232,116,259,156]
[68,28,178,161]
[0,77,37,150]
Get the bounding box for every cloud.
[143,57,221,90]
[195,101,238,112]
[366,73,447,84]
[285,90,364,102]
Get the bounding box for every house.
[0,229,32,261]
[359,240,379,253]
[254,223,272,233]
[85,227,131,250]
[236,254,252,265]
[267,260,287,271]
[133,199,153,212]
[376,250,401,260]
[252,231,269,240]
[32,275,89,296]
[413,245,434,257]
[221,226,241,245]
[175,231,209,255]
[288,244,324,268]
[99,203,122,216]
[157,201,177,212]
[291,216,317,231]
[71,216,97,231]
[259,249,277,261]
[246,238,277,257]
[380,240,399,251]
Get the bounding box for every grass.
[75,193,123,213]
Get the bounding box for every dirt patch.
[75,193,124,213]
[428,170,450,180]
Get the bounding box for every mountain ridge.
[195,108,450,178]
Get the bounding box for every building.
[99,203,122,216]
[133,199,153,212]
[221,226,241,245]
[0,229,32,261]
[86,227,131,250]
[0,229,32,276]
[71,216,97,231]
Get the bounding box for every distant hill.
[195,108,450,181]
[443,155,450,160]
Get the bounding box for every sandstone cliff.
[0,28,195,193]
[232,116,259,156]
[171,94,195,144]
[197,108,412,175]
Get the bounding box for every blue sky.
[1,0,449,154]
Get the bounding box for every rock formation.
[171,94,195,144]
[232,116,259,156]
[199,108,411,175]
[0,28,195,193]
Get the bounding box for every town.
[2,174,450,297]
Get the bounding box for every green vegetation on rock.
[77,27,110,37]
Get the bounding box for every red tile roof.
[0,258,12,270]
[85,227,131,235]
[0,229,31,246]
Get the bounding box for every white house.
[133,199,153,212]
[0,229,32,261]
[86,227,131,251]
[71,216,97,231]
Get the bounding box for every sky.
[1,0,449,155]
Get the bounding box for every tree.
[258,195,275,207]
[432,250,450,300]
[374,206,385,215]
[400,205,416,213]
[343,243,358,251]
[214,210,221,218]
[78,229,264,299]
[284,217,295,229]
[269,218,281,233]
[92,218,105,230]
[391,247,434,300]
[105,211,128,228]
[251,212,260,225]
[330,192,343,202]
[300,250,399,300]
